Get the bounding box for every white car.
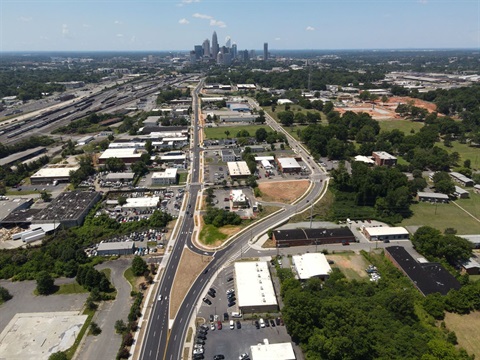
[193,348,204,355]
[259,318,265,328]
[157,295,162,301]
[210,323,216,331]
[226,289,234,295]
[239,353,249,360]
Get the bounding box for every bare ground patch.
[170,249,212,319]
[444,311,480,358]
[327,253,369,280]
[258,180,309,204]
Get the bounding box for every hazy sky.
[1,0,479,51]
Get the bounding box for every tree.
[105,157,126,172]
[40,191,52,202]
[132,256,148,276]
[118,196,127,206]
[435,179,455,195]
[89,322,102,335]
[0,286,12,303]
[463,159,471,168]
[48,352,68,360]
[115,319,128,334]
[381,95,389,103]
[145,140,153,155]
[255,127,268,142]
[246,175,258,188]
[36,271,55,295]
[224,130,230,138]
[277,111,294,126]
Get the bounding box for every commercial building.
[454,186,469,199]
[250,341,296,360]
[105,172,135,182]
[96,242,135,256]
[122,197,160,210]
[416,192,449,203]
[362,226,409,241]
[272,228,355,247]
[354,155,375,165]
[227,161,251,178]
[30,165,80,185]
[461,256,480,275]
[219,114,257,123]
[385,246,461,296]
[230,189,248,208]
[292,253,332,280]
[234,261,278,313]
[372,151,397,166]
[261,160,272,169]
[254,156,275,163]
[33,191,101,228]
[151,168,178,186]
[98,148,143,164]
[459,234,480,249]
[220,149,236,162]
[143,116,160,126]
[276,158,302,173]
[158,153,187,168]
[450,172,474,187]
[0,197,33,222]
[77,136,94,146]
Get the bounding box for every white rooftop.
[152,168,178,179]
[254,156,275,162]
[250,342,296,360]
[354,155,375,164]
[363,226,409,237]
[227,161,251,176]
[292,253,332,280]
[234,261,277,308]
[30,166,80,179]
[231,189,247,203]
[99,148,142,160]
[373,151,397,160]
[277,157,301,169]
[122,197,160,209]
[97,242,135,251]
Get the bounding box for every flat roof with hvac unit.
[362,226,409,241]
[30,165,80,184]
[105,172,135,181]
[250,341,296,360]
[292,253,332,280]
[227,161,251,177]
[122,197,159,210]
[98,148,142,163]
[234,261,278,313]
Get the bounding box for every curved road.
[140,81,328,360]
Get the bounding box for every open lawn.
[257,180,310,204]
[455,192,480,220]
[444,311,480,358]
[327,253,369,281]
[123,267,136,291]
[290,188,334,223]
[378,119,424,134]
[204,125,271,139]
[55,282,88,295]
[436,141,480,170]
[178,171,188,184]
[401,201,480,234]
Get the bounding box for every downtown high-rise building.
[202,39,210,57]
[263,42,268,61]
[211,31,219,59]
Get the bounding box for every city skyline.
[1,0,479,52]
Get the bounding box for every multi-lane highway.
[140,81,328,360]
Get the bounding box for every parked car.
[255,320,260,329]
[236,320,241,329]
[270,319,276,327]
[202,297,212,305]
[223,312,229,321]
[230,320,235,329]
[259,318,265,328]
[217,320,222,330]
[239,353,250,360]
[214,356,225,360]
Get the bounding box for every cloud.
[418,0,428,3]
[182,0,200,3]
[116,33,124,38]
[62,24,70,38]
[275,37,281,41]
[192,13,226,27]
[193,13,212,19]
[210,19,226,28]
[19,16,32,22]
[114,20,123,25]
[306,26,315,31]
[82,23,91,28]
[178,18,190,25]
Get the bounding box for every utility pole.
[309,202,314,229]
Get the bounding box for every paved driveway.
[75,258,133,360]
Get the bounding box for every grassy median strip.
[65,308,96,359]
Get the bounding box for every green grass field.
[401,201,480,234]
[55,282,88,295]
[178,172,188,184]
[204,125,271,139]
[199,224,228,245]
[378,119,424,134]
[455,191,480,220]
[123,267,136,291]
[436,141,480,170]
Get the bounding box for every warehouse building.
[227,161,251,178]
[33,191,101,228]
[454,186,469,199]
[96,242,135,256]
[416,192,449,203]
[0,197,33,222]
[77,135,94,146]
[474,185,480,194]
[250,341,296,360]
[385,246,461,296]
[234,261,278,313]
[30,165,80,185]
[276,158,302,173]
[151,169,178,186]
[98,148,143,164]
[105,172,135,182]
[362,226,409,242]
[292,253,332,280]
[272,228,355,247]
[450,172,474,187]
[0,147,46,167]
[372,151,397,166]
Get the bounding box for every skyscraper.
[202,39,210,57]
[225,36,231,49]
[231,43,237,60]
[263,42,268,61]
[211,31,219,59]
[194,45,203,60]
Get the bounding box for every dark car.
[203,268,209,274]
[196,334,206,340]
[209,314,214,322]
[264,319,270,327]
[209,287,216,294]
[200,324,209,331]
[214,355,225,360]
[208,290,216,298]
[226,276,233,282]
[193,354,204,360]
[275,317,281,326]
[227,301,236,307]
[202,297,212,305]
[195,339,205,345]
[236,320,241,329]
[270,319,276,327]
[223,312,229,321]
[255,320,260,329]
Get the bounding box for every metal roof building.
[122,197,160,210]
[277,158,301,173]
[97,242,135,256]
[362,226,410,241]
[234,261,278,314]
[30,165,80,184]
[292,253,332,280]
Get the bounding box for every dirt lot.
[389,96,437,112]
[258,180,309,204]
[444,311,480,358]
[327,253,369,280]
[170,249,212,319]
